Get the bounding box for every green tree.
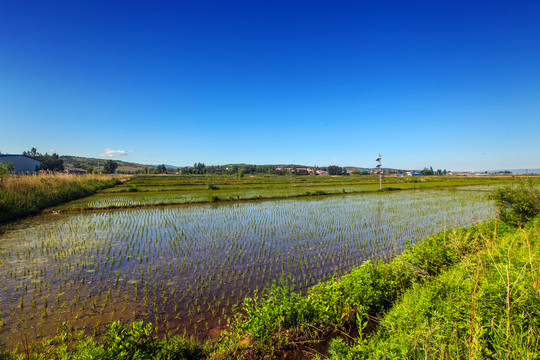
[421,166,434,175]
[194,162,206,174]
[328,165,346,175]
[23,147,38,159]
[40,153,64,172]
[156,164,167,174]
[23,148,64,171]
[103,160,118,174]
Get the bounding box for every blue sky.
[1,1,539,171]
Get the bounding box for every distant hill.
[508,169,540,174]
[223,163,311,168]
[152,164,181,170]
[487,169,540,174]
[61,155,156,173]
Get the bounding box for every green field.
[0,183,494,351]
[51,174,521,211]
[0,174,538,358]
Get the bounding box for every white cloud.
[99,148,129,158]
[49,148,59,153]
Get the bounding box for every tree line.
[22,148,120,174]
[23,148,64,172]
[421,166,447,175]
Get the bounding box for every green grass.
[328,217,540,359]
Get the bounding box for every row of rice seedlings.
[0,189,494,348]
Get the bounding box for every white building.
[0,155,41,174]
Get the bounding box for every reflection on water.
[0,189,493,349]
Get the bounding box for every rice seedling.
[0,187,496,349]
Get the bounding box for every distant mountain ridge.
[59,156,540,174]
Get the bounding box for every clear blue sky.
[1,1,539,171]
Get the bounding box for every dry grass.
[0,173,127,223]
[0,173,128,192]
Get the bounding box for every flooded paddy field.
[55,185,384,209]
[0,189,494,349]
[52,174,515,210]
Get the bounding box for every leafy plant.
[490,180,540,227]
[0,162,14,175]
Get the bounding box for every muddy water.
[0,189,493,349]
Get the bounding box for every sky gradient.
[1,1,539,171]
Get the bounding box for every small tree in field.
[489,180,540,227]
[103,160,118,174]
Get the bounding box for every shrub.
[23,321,206,360]
[489,180,540,227]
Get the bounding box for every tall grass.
[328,217,540,359]
[0,173,124,223]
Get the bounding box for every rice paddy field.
[0,184,496,350]
[52,174,515,210]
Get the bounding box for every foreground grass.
[328,218,540,359]
[0,173,124,224]
[5,216,538,359]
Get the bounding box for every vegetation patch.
[489,179,540,227]
[328,217,540,359]
[0,173,123,224]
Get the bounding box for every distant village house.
[0,154,41,174]
[64,167,87,175]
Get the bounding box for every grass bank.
[0,173,124,224]
[328,218,540,359]
[213,219,530,359]
[4,216,538,359]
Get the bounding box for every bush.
[489,180,540,227]
[23,321,206,360]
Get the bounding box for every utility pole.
[375,153,382,190]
